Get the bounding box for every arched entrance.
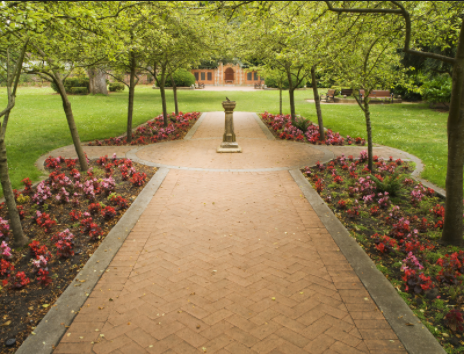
[224,68,234,83]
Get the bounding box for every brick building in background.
[190,62,262,86]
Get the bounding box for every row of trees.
[228,1,463,246]
[1,1,464,247]
[0,1,222,246]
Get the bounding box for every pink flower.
[1,241,12,258]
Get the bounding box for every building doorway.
[224,68,234,83]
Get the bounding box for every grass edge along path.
[0,86,454,194]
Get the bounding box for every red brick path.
[54,113,406,354]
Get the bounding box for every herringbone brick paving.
[54,112,407,353]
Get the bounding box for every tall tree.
[325,0,464,245]
[141,3,221,126]
[0,39,29,247]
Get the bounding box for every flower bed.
[0,154,156,352]
[260,112,366,145]
[87,111,201,146]
[302,153,464,353]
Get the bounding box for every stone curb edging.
[289,169,446,354]
[16,168,170,354]
[252,112,276,140]
[184,112,208,140]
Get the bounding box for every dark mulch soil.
[302,154,464,353]
[0,157,156,353]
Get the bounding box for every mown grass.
[0,86,456,194]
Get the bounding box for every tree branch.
[325,0,456,65]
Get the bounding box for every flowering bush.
[70,168,81,181]
[109,195,129,209]
[390,218,410,240]
[369,205,380,216]
[445,309,464,333]
[401,252,424,271]
[88,203,102,215]
[432,204,445,218]
[32,181,52,205]
[101,177,116,196]
[0,217,9,238]
[54,230,74,259]
[337,200,348,210]
[130,172,147,187]
[4,271,30,290]
[89,223,103,241]
[29,241,51,259]
[80,218,93,234]
[45,156,61,169]
[31,255,48,271]
[436,252,464,285]
[36,212,56,233]
[70,210,82,221]
[377,192,391,209]
[37,269,52,287]
[371,234,398,254]
[101,206,117,220]
[402,269,433,295]
[87,112,201,146]
[1,241,12,259]
[22,177,33,195]
[56,187,70,204]
[0,259,14,277]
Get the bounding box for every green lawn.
[0,86,455,194]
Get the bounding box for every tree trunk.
[0,113,27,247]
[363,99,374,171]
[311,65,324,141]
[442,20,464,246]
[159,66,168,127]
[54,75,89,171]
[286,68,296,125]
[127,53,136,144]
[171,73,179,115]
[88,68,108,95]
[279,81,282,115]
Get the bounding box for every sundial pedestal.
[217,101,242,153]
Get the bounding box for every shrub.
[51,77,89,93]
[420,75,451,107]
[445,309,464,333]
[109,82,125,92]
[293,116,312,133]
[70,87,88,95]
[393,83,422,101]
[369,173,403,197]
[160,69,195,87]
[264,74,305,89]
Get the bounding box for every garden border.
[251,112,276,140]
[290,168,446,354]
[183,112,207,140]
[16,167,170,354]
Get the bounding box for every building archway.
[224,68,234,83]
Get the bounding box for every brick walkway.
[54,112,406,354]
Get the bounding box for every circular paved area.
[135,139,327,170]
